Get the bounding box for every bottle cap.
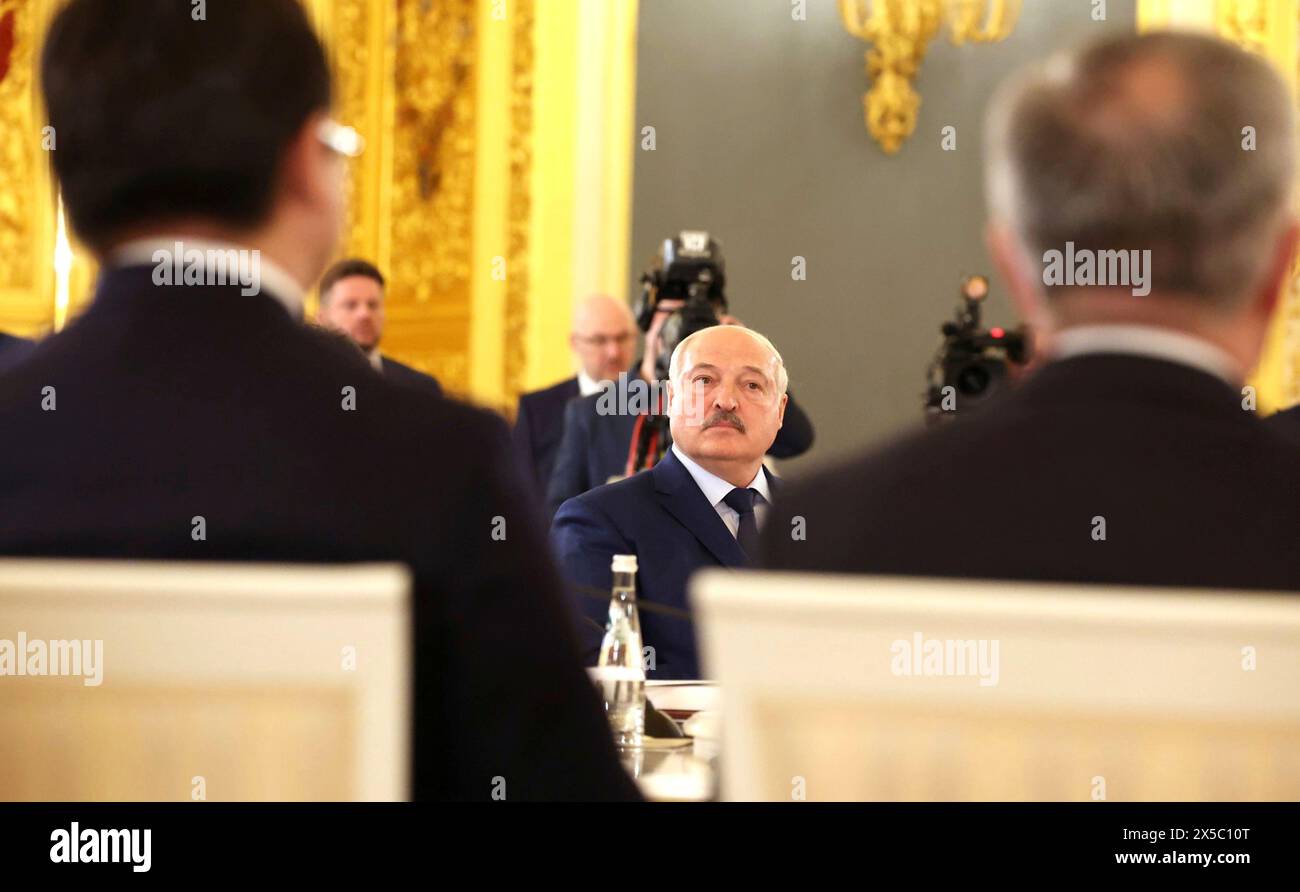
[611,554,638,574]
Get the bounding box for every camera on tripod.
[634,230,728,382]
[924,275,1029,422]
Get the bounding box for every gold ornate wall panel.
[1140,0,1300,411]
[0,0,47,337]
[0,0,633,409]
[309,0,540,405]
[385,0,479,394]
[0,0,98,337]
[505,0,535,405]
[309,0,634,409]
[307,0,481,396]
[1215,0,1300,412]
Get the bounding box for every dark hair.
[41,0,332,249]
[319,258,386,303]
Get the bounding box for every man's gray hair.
[668,325,789,394]
[985,31,1296,306]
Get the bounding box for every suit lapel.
[652,451,748,567]
[763,466,782,498]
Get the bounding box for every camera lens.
[956,364,991,395]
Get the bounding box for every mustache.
[702,410,746,433]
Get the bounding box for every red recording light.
[990,327,1005,339]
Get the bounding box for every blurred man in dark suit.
[546,297,814,515]
[765,32,1300,591]
[316,258,442,398]
[553,325,788,679]
[513,295,636,502]
[0,333,35,375]
[0,0,637,802]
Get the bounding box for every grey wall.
[630,0,1136,475]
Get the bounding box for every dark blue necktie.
[722,486,762,559]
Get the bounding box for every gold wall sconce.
[839,0,1021,154]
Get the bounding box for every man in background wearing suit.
[764,32,1300,592]
[513,294,636,502]
[0,0,637,802]
[0,333,35,375]
[553,325,788,679]
[316,258,442,398]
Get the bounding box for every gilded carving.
[839,0,1019,155]
[0,0,36,294]
[1215,0,1300,406]
[505,0,534,404]
[334,0,375,262]
[1216,0,1270,54]
[384,0,477,392]
[1,0,533,397]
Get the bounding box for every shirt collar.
[671,443,771,508]
[1050,324,1242,386]
[366,348,384,372]
[577,370,606,397]
[108,235,305,319]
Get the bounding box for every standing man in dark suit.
[552,325,789,679]
[0,333,35,375]
[764,32,1300,592]
[513,295,636,501]
[0,0,637,802]
[316,258,443,398]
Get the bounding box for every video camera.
[924,275,1029,423]
[633,230,728,382]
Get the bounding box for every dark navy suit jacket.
[0,265,637,802]
[512,375,581,501]
[551,448,780,680]
[379,355,442,398]
[764,354,1300,592]
[0,333,35,375]
[547,375,813,514]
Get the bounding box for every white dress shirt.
[109,235,306,319]
[577,370,607,397]
[1051,324,1242,386]
[670,443,772,540]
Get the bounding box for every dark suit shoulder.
[765,357,1300,587]
[571,388,605,414]
[787,409,998,504]
[380,355,443,398]
[521,376,579,406]
[1264,403,1300,443]
[558,466,656,519]
[292,329,486,433]
[0,333,37,374]
[558,388,601,432]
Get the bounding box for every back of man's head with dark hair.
[42,0,332,250]
[319,258,385,303]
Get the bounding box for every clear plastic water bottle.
[595,553,646,748]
